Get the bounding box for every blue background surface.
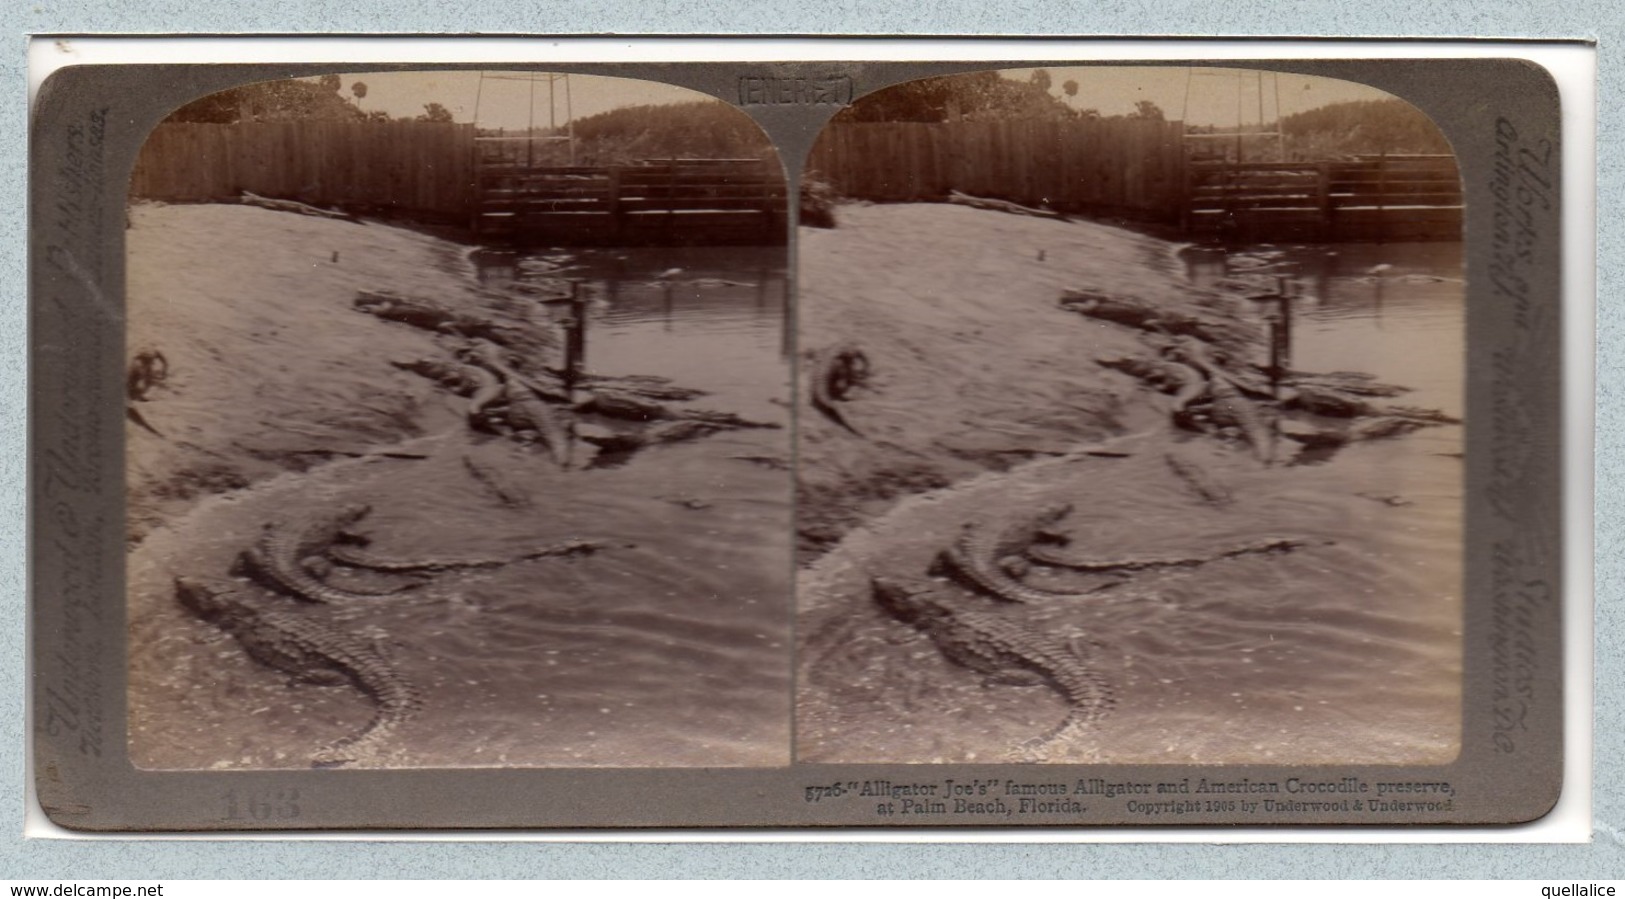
[8,7,1616,879]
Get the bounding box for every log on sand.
[948,190,1067,221]
[241,191,361,223]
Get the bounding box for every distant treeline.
[545,100,776,165]
[1278,98,1453,158]
[830,69,1163,124]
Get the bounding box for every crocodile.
[808,343,870,436]
[872,576,1114,759]
[327,537,602,573]
[929,503,1101,604]
[235,503,424,604]
[176,575,420,767]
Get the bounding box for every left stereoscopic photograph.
[121,72,793,769]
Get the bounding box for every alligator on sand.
[176,575,421,768]
[872,576,1115,761]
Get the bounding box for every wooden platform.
[1183,155,1462,243]
[474,158,788,246]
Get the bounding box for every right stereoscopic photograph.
[796,66,1465,765]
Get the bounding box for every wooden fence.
[1184,155,1462,242]
[129,121,479,221]
[127,122,787,244]
[806,119,1188,221]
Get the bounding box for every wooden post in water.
[1269,275,1295,398]
[564,280,587,396]
[1316,162,1332,242]
[544,281,589,401]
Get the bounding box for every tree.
[1130,100,1165,121]
[1278,98,1451,157]
[831,70,1077,123]
[417,102,454,123]
[164,77,368,123]
[1062,79,1079,100]
[564,100,774,164]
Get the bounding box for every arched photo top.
[132,70,788,246]
[809,65,1460,245]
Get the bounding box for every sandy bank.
[125,202,508,540]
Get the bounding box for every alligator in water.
[235,503,424,604]
[808,342,870,436]
[496,379,573,466]
[176,575,421,767]
[872,576,1114,760]
[576,389,780,431]
[930,503,1101,604]
[1028,535,1309,572]
[328,537,602,573]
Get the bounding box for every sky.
[1001,66,1398,127]
[330,71,710,130]
[315,66,1400,131]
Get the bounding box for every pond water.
[1182,241,1465,420]
[129,245,794,770]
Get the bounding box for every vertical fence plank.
[130,120,480,219]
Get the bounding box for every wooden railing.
[1183,155,1462,242]
[473,157,788,245]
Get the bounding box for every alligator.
[355,291,523,349]
[393,356,508,432]
[575,389,670,422]
[235,503,425,604]
[808,343,870,436]
[463,364,505,429]
[328,537,602,573]
[176,575,420,767]
[1028,535,1309,572]
[576,389,780,431]
[872,576,1114,760]
[573,373,707,403]
[578,419,728,469]
[391,357,475,396]
[497,379,573,465]
[1172,340,1275,465]
[461,340,571,404]
[929,503,1102,604]
[1162,450,1234,506]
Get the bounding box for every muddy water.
[129,246,792,770]
[1184,241,1465,419]
[799,242,1464,766]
